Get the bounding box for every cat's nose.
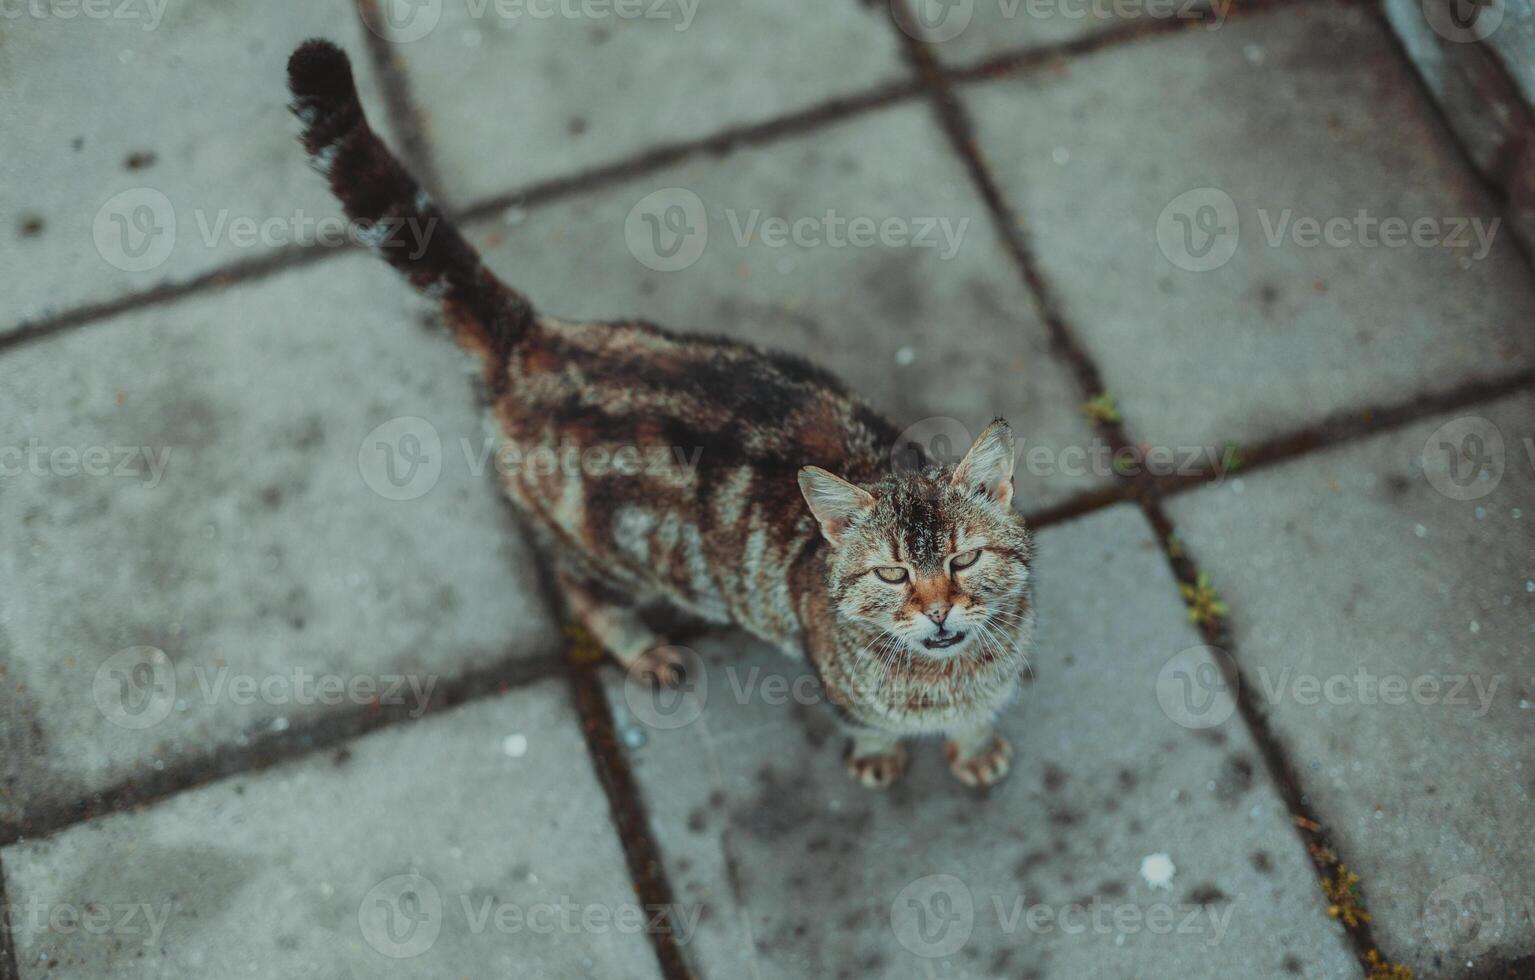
[925,605,951,628]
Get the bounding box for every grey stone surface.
[1165,393,1535,975]
[963,2,1535,451]
[603,506,1362,979]
[1,681,661,980]
[463,100,1112,511]
[383,0,909,207]
[0,253,558,830]
[0,0,397,330]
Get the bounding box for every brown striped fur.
[287,40,1034,788]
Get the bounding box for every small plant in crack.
[1322,864,1370,929]
[1220,442,1245,473]
[1364,950,1413,980]
[1081,392,1121,424]
[1179,572,1229,625]
[563,622,607,667]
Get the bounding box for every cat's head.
[798,419,1033,660]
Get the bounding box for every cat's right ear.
[798,467,875,546]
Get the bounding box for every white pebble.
[271,717,290,733]
[1414,524,1428,538]
[1052,146,1070,165]
[894,346,916,366]
[1140,853,1176,890]
[502,733,529,758]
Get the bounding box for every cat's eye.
[951,549,982,570]
[873,566,909,584]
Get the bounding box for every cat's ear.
[951,419,1016,508]
[798,466,876,545]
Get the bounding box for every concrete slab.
[1,681,663,980]
[0,253,558,832]
[603,505,1363,979]
[463,100,1112,511]
[0,0,397,330]
[1165,392,1535,975]
[379,0,910,207]
[962,1,1535,452]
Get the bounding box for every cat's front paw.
[845,742,908,790]
[945,734,1012,788]
[628,645,690,689]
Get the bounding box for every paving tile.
[1165,392,1535,974]
[379,0,909,206]
[602,505,1362,979]
[0,0,398,331]
[1,681,662,979]
[893,0,1221,68]
[463,100,1111,510]
[0,253,558,830]
[962,1,1535,452]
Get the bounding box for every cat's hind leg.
[558,573,688,687]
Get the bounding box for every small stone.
[1140,853,1176,890]
[1414,524,1428,538]
[894,346,916,366]
[502,733,529,758]
[1052,146,1070,165]
[271,717,290,733]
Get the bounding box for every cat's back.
[488,315,896,632]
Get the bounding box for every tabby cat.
[287,40,1034,788]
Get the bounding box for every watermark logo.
[1156,646,1239,729]
[93,646,176,730]
[1422,0,1504,42]
[623,645,707,730]
[0,440,172,487]
[1157,187,1240,272]
[1421,416,1504,501]
[4,899,177,946]
[891,874,975,958]
[359,417,443,501]
[891,416,973,474]
[359,873,444,958]
[0,0,170,31]
[94,187,176,273]
[1423,874,1504,957]
[892,0,976,41]
[626,188,709,272]
[361,0,443,42]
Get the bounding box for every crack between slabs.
[0,650,565,849]
[884,0,1405,971]
[0,852,19,980]
[565,657,699,980]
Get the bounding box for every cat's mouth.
[921,630,967,651]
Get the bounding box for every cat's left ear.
[798,466,876,545]
[951,419,1016,508]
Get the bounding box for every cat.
[286,39,1035,788]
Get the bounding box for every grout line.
[1145,365,1535,492]
[0,650,565,849]
[884,0,1399,970]
[0,245,324,356]
[354,0,449,203]
[1136,498,1390,959]
[565,660,698,980]
[0,852,18,980]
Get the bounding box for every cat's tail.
[286,39,533,367]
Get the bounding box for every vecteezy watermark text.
[0,0,169,30]
[357,874,703,958]
[1157,188,1501,272]
[3,900,176,946]
[93,188,439,274]
[1,440,171,488]
[92,647,440,730]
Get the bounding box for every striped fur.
[287,40,1034,788]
